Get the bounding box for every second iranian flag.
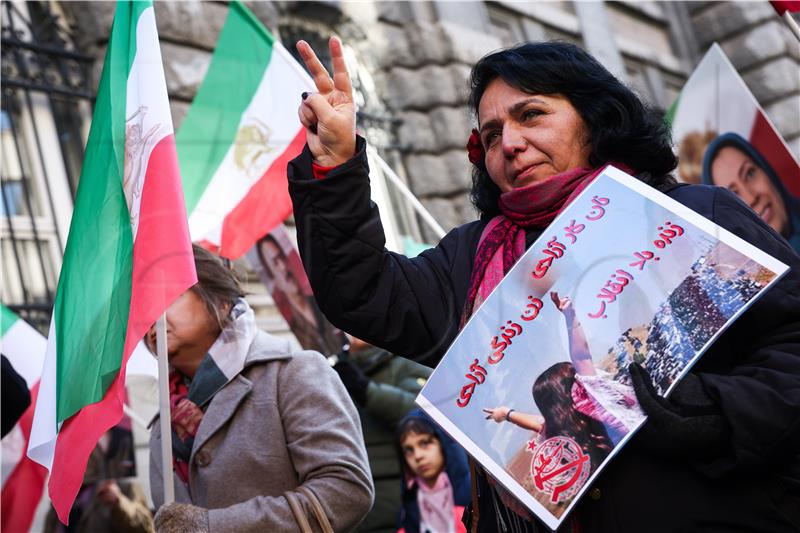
[27,1,196,522]
[178,1,314,259]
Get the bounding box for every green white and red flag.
[27,1,197,524]
[1,305,47,533]
[177,1,314,259]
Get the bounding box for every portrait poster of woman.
[246,225,345,356]
[416,167,788,530]
[669,44,800,252]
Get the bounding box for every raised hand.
[296,37,356,167]
[549,291,573,315]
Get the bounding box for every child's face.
[401,431,445,485]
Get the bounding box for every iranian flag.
[27,1,196,524]
[1,306,46,533]
[178,1,314,259]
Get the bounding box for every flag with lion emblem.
[177,1,314,259]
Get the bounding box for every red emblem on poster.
[529,436,591,504]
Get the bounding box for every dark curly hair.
[468,41,677,217]
[533,362,612,468]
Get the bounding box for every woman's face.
[478,79,592,192]
[145,289,221,376]
[711,146,788,235]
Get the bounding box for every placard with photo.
[417,166,788,530]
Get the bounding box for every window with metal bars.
[1,0,92,333]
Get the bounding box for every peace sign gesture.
[296,37,357,167]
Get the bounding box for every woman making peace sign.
[288,37,800,533]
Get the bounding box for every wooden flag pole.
[156,312,175,504]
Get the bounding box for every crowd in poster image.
[605,241,775,395]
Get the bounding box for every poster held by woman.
[246,225,346,356]
[415,166,788,530]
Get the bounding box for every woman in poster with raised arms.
[483,291,645,462]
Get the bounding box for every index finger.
[329,36,353,96]
[296,40,334,93]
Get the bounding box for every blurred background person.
[44,426,154,533]
[395,410,470,533]
[702,132,800,253]
[332,336,432,532]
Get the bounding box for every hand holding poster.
[417,166,789,530]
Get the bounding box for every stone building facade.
[3,0,798,321]
[59,1,800,239]
[1,0,798,522]
[687,2,800,156]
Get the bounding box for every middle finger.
[328,36,353,96]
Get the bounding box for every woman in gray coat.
[147,245,374,532]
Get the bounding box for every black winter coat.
[288,138,800,533]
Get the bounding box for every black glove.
[333,359,369,406]
[629,363,730,459]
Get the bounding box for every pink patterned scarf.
[169,372,203,484]
[416,471,460,533]
[462,165,625,324]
